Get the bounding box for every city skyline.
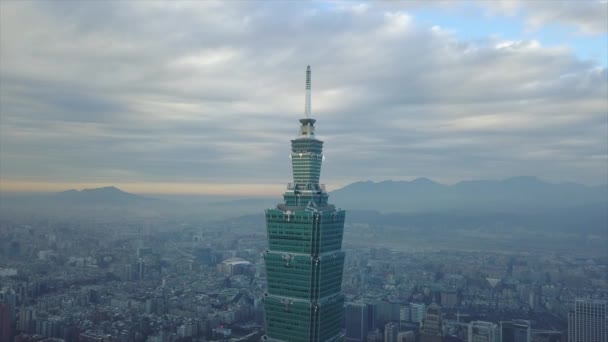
[1,1,607,196]
[0,2,606,341]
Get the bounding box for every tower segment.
[262,67,346,342]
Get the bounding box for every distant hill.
[0,186,164,220]
[54,186,145,204]
[330,176,607,214]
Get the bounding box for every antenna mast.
[305,66,311,118]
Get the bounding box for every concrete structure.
[441,290,458,307]
[262,66,346,341]
[217,257,252,275]
[398,331,416,342]
[366,330,382,342]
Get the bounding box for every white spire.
[305,65,311,118]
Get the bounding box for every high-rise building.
[410,303,426,323]
[345,302,369,342]
[400,304,410,322]
[384,322,400,342]
[568,299,607,342]
[421,303,443,342]
[18,307,36,334]
[262,66,346,342]
[468,321,498,342]
[136,258,145,280]
[0,303,12,342]
[500,320,530,342]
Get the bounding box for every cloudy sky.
[1,1,606,195]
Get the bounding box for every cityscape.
[0,180,606,341]
[1,2,607,342]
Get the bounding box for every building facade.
[397,331,415,342]
[500,320,530,342]
[0,302,12,342]
[262,66,346,342]
[410,303,426,323]
[384,322,400,342]
[345,302,369,342]
[420,303,443,342]
[468,321,498,342]
[568,299,607,342]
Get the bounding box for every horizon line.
[0,177,605,196]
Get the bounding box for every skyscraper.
[410,303,426,323]
[420,303,443,342]
[345,302,369,342]
[262,66,346,342]
[384,322,400,342]
[376,301,400,328]
[568,299,607,342]
[0,302,12,342]
[500,320,530,342]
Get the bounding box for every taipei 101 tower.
[262,66,346,341]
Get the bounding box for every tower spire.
[305,65,311,118]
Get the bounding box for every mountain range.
[54,186,147,204]
[1,177,605,232]
[330,176,607,213]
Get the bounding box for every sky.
[0,1,607,196]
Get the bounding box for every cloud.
[481,0,608,35]
[524,1,607,35]
[0,1,606,194]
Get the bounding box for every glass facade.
[263,117,346,342]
